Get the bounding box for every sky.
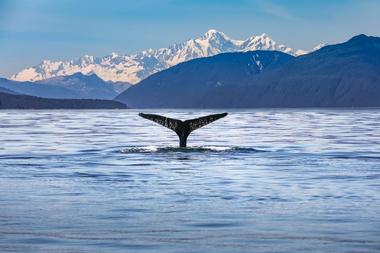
[1,0,380,77]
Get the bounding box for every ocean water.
[0,109,379,253]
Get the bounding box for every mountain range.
[0,86,18,95]
[0,92,126,109]
[0,72,129,100]
[115,34,380,108]
[10,29,310,84]
[2,32,379,109]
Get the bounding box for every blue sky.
[1,0,380,77]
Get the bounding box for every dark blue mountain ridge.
[115,34,380,108]
[36,72,118,99]
[0,92,126,109]
[115,50,294,108]
[0,72,129,100]
[0,86,18,95]
[230,34,380,107]
[0,78,79,99]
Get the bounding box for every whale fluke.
[138,112,228,147]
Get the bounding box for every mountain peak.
[204,29,221,35]
[81,54,93,59]
[110,52,119,58]
[71,72,86,78]
[70,72,102,81]
[346,34,375,44]
[340,34,380,48]
[203,29,229,40]
[349,34,369,40]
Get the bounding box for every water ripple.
[0,109,379,253]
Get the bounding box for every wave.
[119,146,266,154]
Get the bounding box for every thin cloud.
[255,0,297,20]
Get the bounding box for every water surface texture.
[0,109,379,253]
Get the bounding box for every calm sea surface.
[0,109,379,253]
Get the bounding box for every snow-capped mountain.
[11,29,308,84]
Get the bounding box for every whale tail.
[138,112,228,147]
